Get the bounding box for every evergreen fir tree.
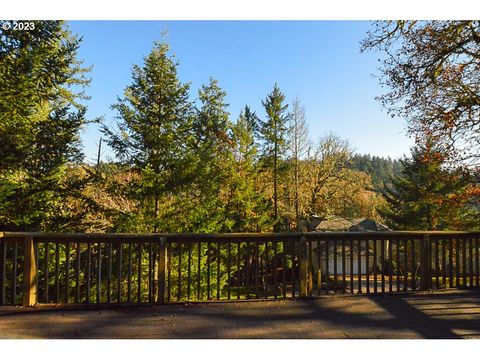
[0,21,91,231]
[190,78,235,232]
[381,139,479,230]
[101,41,195,232]
[259,84,289,231]
[228,106,269,231]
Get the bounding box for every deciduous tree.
[287,98,311,230]
[362,21,480,169]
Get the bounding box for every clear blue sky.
[68,20,414,164]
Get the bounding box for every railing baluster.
[410,239,415,290]
[373,239,377,294]
[35,242,39,303]
[137,243,142,303]
[45,242,49,303]
[65,242,70,303]
[282,240,286,298]
[55,242,60,303]
[274,240,278,299]
[148,242,152,303]
[366,239,370,294]
[152,242,159,302]
[0,239,6,305]
[127,241,132,303]
[87,242,91,304]
[237,242,241,300]
[455,238,460,287]
[381,239,385,293]
[292,240,296,298]
[396,239,400,292]
[266,240,271,299]
[449,239,454,288]
[476,238,480,288]
[317,240,322,296]
[178,241,182,302]
[160,242,165,301]
[187,242,192,301]
[260,241,264,298]
[227,241,231,300]
[388,240,393,292]
[198,242,202,301]
[333,239,337,293]
[97,242,102,304]
[108,242,112,304]
[403,239,408,291]
[117,243,122,303]
[469,238,474,287]
[357,239,362,293]
[462,238,467,288]
[12,242,17,305]
[167,242,172,302]
[349,239,354,294]
[76,242,80,303]
[217,241,221,300]
[207,241,211,300]
[442,239,446,287]
[435,239,440,289]
[254,240,259,299]
[325,239,329,294]
[246,243,251,299]
[342,239,346,294]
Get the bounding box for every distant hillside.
[349,154,402,191]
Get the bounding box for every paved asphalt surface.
[1,289,480,339]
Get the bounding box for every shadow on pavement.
[1,289,479,339]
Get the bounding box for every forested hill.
[349,154,402,191]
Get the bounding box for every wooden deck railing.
[1,231,479,307]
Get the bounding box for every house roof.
[309,216,389,257]
[349,218,390,232]
[310,215,390,233]
[313,215,355,232]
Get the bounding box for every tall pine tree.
[102,41,195,232]
[259,84,289,231]
[189,78,235,232]
[381,139,479,230]
[0,21,91,231]
[228,106,269,231]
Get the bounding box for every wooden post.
[308,266,313,296]
[299,236,309,298]
[420,234,431,291]
[157,237,167,304]
[23,236,37,307]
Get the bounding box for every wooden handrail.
[2,230,480,240]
